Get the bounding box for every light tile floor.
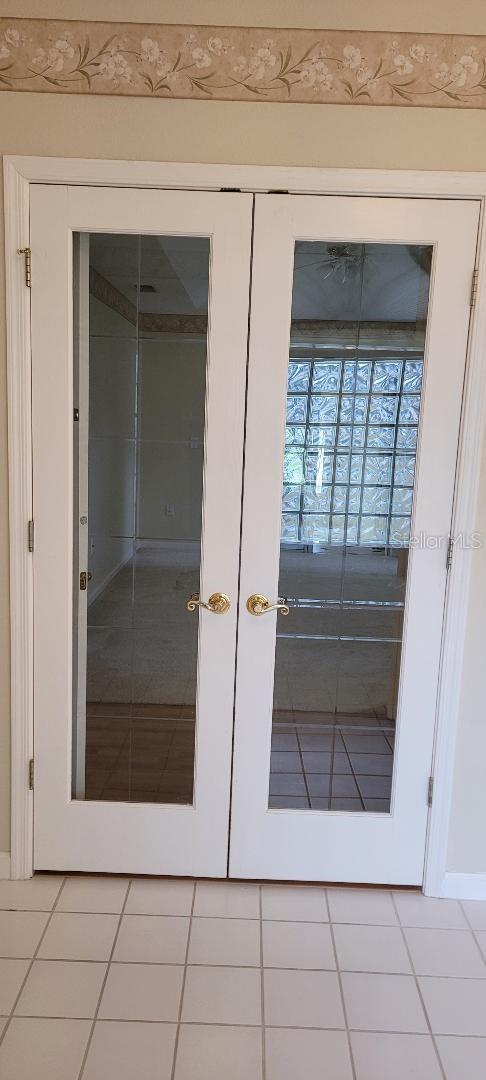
[0,875,486,1078]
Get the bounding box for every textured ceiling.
[89,233,430,322]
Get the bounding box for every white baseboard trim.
[88,538,200,605]
[88,549,133,606]
[0,851,11,879]
[440,872,486,901]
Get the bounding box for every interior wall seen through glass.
[72,232,210,805]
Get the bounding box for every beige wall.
[138,337,206,542]
[0,0,485,873]
[88,296,137,598]
[447,433,486,874]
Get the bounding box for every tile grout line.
[338,734,367,811]
[325,888,358,1080]
[273,727,393,745]
[3,956,486,979]
[152,713,176,802]
[259,885,266,1080]
[4,1014,486,1036]
[0,909,406,923]
[77,877,133,1080]
[97,728,131,801]
[327,727,337,810]
[169,879,196,1080]
[294,732,312,809]
[0,875,68,1048]
[390,891,447,1080]
[459,899,486,972]
[155,718,192,804]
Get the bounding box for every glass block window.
[282,355,423,547]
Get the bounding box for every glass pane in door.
[270,242,431,811]
[72,232,210,803]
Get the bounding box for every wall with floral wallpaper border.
[1,17,486,108]
[1,5,486,875]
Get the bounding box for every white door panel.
[229,194,479,884]
[31,184,253,875]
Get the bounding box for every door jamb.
[5,155,486,894]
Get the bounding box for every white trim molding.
[4,157,34,880]
[423,202,486,898]
[4,156,486,895]
[441,873,486,901]
[7,157,486,198]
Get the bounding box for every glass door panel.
[73,232,209,805]
[271,242,429,812]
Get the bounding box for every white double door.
[31,184,478,883]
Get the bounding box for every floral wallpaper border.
[1,18,486,108]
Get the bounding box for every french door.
[30,184,479,883]
[230,194,479,884]
[31,185,252,875]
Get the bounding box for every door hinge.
[446,536,454,572]
[427,775,434,807]
[471,268,479,307]
[27,520,34,553]
[17,247,31,288]
[73,407,79,422]
[28,758,34,790]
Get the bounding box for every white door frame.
[5,155,486,898]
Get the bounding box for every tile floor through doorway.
[85,710,395,811]
[1,876,486,1078]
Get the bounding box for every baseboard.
[88,538,200,604]
[441,872,486,901]
[0,851,11,879]
[88,549,133,606]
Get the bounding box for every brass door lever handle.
[246,594,289,616]
[187,592,231,614]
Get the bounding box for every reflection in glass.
[72,233,210,803]
[269,241,432,813]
